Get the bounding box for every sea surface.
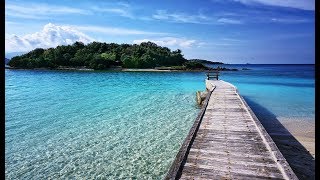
[5,64,315,179]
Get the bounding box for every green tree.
[8,41,205,70]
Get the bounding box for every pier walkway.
[166,80,297,179]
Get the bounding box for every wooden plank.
[165,80,298,180]
[164,85,216,180]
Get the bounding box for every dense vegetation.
[8,41,208,70]
[189,59,223,64]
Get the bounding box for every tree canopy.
[8,41,195,70]
[189,59,224,64]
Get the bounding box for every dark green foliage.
[189,59,223,64]
[213,66,238,71]
[88,53,117,69]
[8,41,188,70]
[184,61,209,70]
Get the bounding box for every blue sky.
[5,0,315,64]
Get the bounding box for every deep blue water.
[5,64,314,179]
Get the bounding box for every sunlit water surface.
[5,64,314,179]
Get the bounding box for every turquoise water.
[5,70,204,179]
[215,64,315,120]
[5,65,315,179]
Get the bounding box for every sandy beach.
[261,116,315,179]
[280,118,315,157]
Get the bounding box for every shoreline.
[279,117,315,157]
[5,67,244,72]
[121,68,208,72]
[270,117,315,179]
[5,67,210,72]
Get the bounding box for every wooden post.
[206,71,219,80]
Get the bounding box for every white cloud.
[133,37,200,48]
[152,10,243,25]
[117,2,131,8]
[90,2,136,19]
[91,6,133,18]
[271,33,313,40]
[74,25,168,35]
[232,0,314,10]
[5,21,20,25]
[5,3,90,19]
[152,10,211,24]
[5,23,170,53]
[270,18,311,23]
[221,38,244,42]
[5,2,138,20]
[217,18,243,24]
[5,23,94,53]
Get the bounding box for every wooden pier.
[206,71,219,80]
[165,80,298,179]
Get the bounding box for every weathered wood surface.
[166,80,297,180]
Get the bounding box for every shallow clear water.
[5,64,315,179]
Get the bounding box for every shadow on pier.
[243,97,315,179]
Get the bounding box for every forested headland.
[8,41,211,70]
[188,59,223,65]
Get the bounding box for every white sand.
[279,117,315,157]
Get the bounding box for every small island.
[7,41,243,72]
[7,41,208,71]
